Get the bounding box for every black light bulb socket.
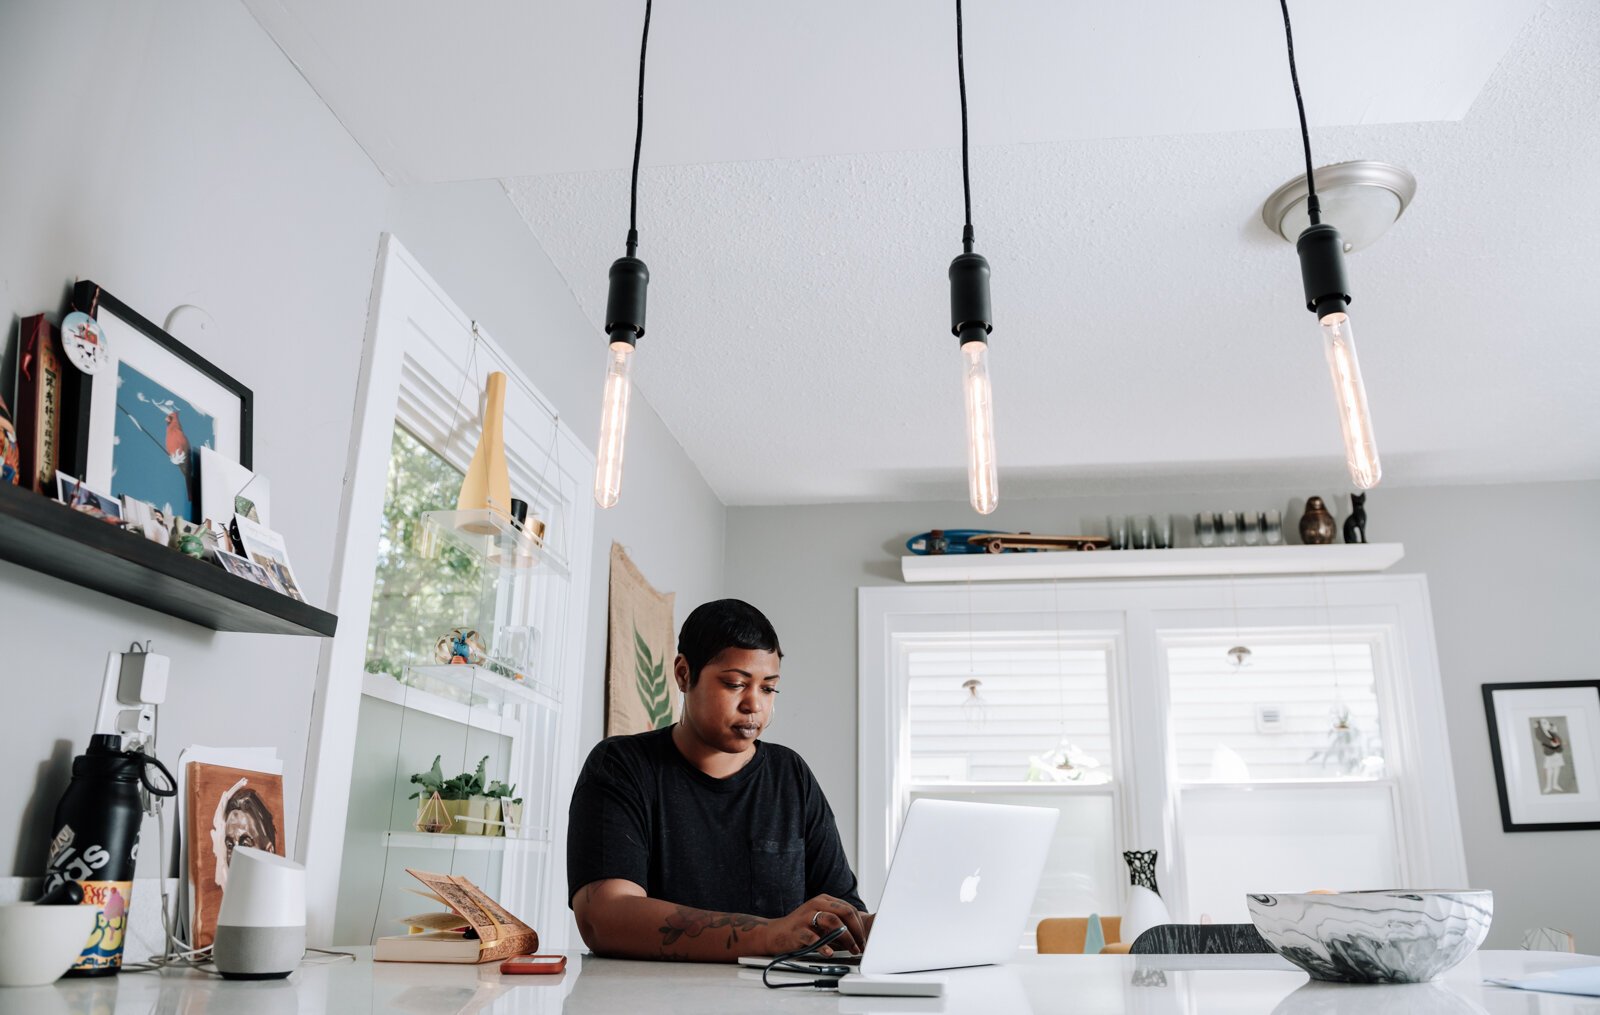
[949,251,993,346]
[604,255,649,346]
[1296,222,1352,319]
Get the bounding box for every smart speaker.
[212,847,306,980]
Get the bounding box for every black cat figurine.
[1343,492,1368,544]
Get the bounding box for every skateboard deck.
[966,532,1109,553]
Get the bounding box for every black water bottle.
[43,734,169,976]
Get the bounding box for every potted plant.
[409,756,460,833]
[456,756,493,836]
[483,780,519,837]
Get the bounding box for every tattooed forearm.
[658,906,769,949]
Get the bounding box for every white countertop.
[3,949,1596,1015]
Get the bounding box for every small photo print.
[216,550,276,590]
[1530,716,1578,795]
[120,496,171,544]
[233,516,305,602]
[56,472,124,524]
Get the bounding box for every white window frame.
[858,574,1466,918]
[297,235,595,945]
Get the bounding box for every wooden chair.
[1037,916,1122,954]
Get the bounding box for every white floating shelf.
[900,543,1404,583]
[383,831,551,853]
[403,663,562,710]
[360,672,521,736]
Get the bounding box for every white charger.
[118,648,170,704]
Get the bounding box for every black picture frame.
[66,280,252,521]
[1482,680,1600,833]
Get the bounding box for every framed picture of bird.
[68,280,252,524]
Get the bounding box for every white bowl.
[1246,890,1493,984]
[0,902,98,987]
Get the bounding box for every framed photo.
[233,516,305,602]
[69,281,252,524]
[55,472,123,524]
[1483,681,1600,831]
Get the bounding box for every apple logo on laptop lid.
[959,868,981,903]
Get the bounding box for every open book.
[373,869,539,964]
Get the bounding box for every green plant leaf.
[633,625,672,730]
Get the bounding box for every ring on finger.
[811,910,824,930]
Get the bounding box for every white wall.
[725,480,1600,948]
[0,0,724,894]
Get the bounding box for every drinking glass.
[1263,510,1284,545]
[1221,511,1239,547]
[1242,512,1261,546]
[1133,515,1152,550]
[1196,513,1217,547]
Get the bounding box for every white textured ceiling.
[253,0,1600,506]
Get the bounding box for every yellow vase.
[457,372,512,531]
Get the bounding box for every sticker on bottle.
[61,311,111,375]
[71,880,133,973]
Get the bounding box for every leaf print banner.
[606,542,678,736]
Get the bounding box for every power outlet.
[92,647,169,752]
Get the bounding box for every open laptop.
[742,798,1056,977]
[857,798,1057,975]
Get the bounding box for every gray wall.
[0,0,724,885]
[725,481,1600,948]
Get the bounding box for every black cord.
[626,0,653,257]
[762,925,849,990]
[1278,0,1320,224]
[956,0,974,253]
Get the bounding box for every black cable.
[1278,0,1320,224]
[762,925,850,990]
[956,0,974,253]
[626,0,653,257]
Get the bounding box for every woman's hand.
[759,894,871,957]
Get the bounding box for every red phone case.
[500,954,567,975]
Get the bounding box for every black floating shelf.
[0,482,337,637]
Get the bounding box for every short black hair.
[677,599,782,687]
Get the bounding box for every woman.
[1534,718,1566,794]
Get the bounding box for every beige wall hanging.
[605,543,678,736]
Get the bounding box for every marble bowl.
[1245,890,1493,984]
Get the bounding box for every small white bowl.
[0,902,98,987]
[1246,890,1493,984]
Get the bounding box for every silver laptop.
[857,798,1057,975]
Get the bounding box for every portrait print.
[1530,716,1577,795]
[185,762,285,949]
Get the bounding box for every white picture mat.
[85,305,243,492]
[1492,686,1600,826]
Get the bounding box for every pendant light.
[593,0,654,509]
[949,0,999,515]
[1277,0,1381,490]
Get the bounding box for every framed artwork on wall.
[1483,680,1600,832]
[68,280,252,523]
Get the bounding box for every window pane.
[1180,784,1401,923]
[907,640,1113,784]
[1167,639,1384,782]
[910,789,1119,939]
[363,425,483,679]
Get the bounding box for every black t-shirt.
[566,726,865,918]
